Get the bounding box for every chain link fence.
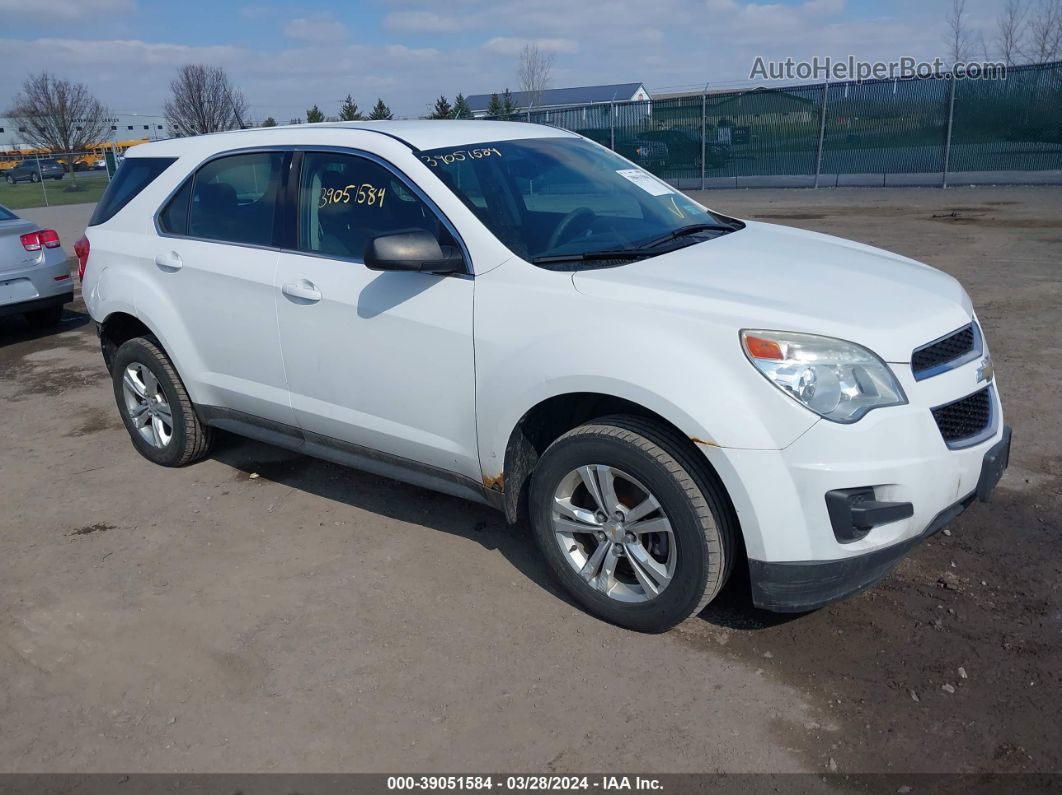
[486,60,1062,188]
[0,149,114,210]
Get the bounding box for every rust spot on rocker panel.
[482,473,506,492]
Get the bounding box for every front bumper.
[697,358,1010,612]
[748,425,1011,612]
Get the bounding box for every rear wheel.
[529,415,734,632]
[111,336,213,467]
[30,172,40,183]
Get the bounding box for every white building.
[0,113,172,153]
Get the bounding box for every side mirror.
[364,229,464,274]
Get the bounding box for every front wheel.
[111,336,213,467]
[529,415,734,632]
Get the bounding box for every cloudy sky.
[0,0,1008,121]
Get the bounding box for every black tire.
[24,305,63,327]
[111,336,213,467]
[30,172,40,183]
[5,175,14,185]
[529,415,735,632]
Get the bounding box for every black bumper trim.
[0,291,73,318]
[749,425,1011,613]
[825,487,914,543]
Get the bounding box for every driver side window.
[298,152,441,261]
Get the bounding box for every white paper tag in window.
[616,168,674,196]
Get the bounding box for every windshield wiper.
[531,250,655,265]
[633,222,735,250]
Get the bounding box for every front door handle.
[154,251,183,270]
[282,279,322,302]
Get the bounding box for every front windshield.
[417,137,736,263]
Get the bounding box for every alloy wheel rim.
[551,464,676,603]
[122,363,173,448]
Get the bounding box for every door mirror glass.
[364,230,464,274]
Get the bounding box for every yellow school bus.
[0,138,151,174]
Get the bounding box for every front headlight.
[741,329,907,423]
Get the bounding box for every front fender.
[473,261,818,479]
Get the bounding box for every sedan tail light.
[75,235,90,282]
[20,229,61,251]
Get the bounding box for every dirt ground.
[1,187,1059,776]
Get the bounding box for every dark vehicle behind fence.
[5,159,65,184]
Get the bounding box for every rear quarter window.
[89,157,176,226]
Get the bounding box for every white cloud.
[283,13,349,43]
[385,10,463,33]
[482,37,579,56]
[0,0,134,19]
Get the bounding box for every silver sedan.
[0,203,72,327]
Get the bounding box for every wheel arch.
[494,392,740,538]
[98,311,160,373]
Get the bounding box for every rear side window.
[158,179,192,235]
[89,157,175,226]
[0,206,16,221]
[182,152,286,247]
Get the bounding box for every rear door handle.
[282,279,321,302]
[154,251,183,270]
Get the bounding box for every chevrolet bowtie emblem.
[976,355,994,384]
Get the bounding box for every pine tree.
[368,98,393,120]
[261,116,277,127]
[501,88,517,119]
[305,104,325,123]
[452,93,472,119]
[430,95,453,119]
[486,93,502,117]
[338,94,362,121]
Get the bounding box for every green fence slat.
[479,61,1062,183]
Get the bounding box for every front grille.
[912,324,976,378]
[932,387,991,445]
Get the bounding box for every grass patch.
[0,171,108,210]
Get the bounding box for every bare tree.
[8,72,111,191]
[997,0,1029,64]
[517,44,554,109]
[944,0,975,65]
[164,64,248,137]
[1024,0,1062,61]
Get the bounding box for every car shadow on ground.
[212,431,813,629]
[0,307,91,348]
[698,565,810,631]
[208,431,581,611]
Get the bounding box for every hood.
[571,220,973,362]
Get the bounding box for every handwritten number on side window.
[318,183,387,209]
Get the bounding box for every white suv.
[80,121,1011,631]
